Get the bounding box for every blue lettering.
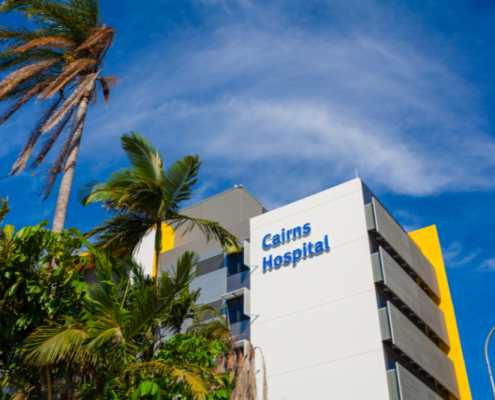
[293,227,301,238]
[263,255,273,271]
[303,243,307,257]
[315,241,324,253]
[282,229,285,242]
[287,229,292,240]
[283,252,292,263]
[303,223,311,235]
[274,256,283,267]
[293,249,302,264]
[308,242,314,255]
[263,234,272,248]
[324,235,330,250]
[273,234,281,245]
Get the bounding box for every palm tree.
[0,0,117,232]
[22,240,214,400]
[79,131,241,280]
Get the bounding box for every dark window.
[226,251,249,276]
[227,296,249,324]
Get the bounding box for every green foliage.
[21,237,222,400]
[124,335,235,400]
[0,220,88,378]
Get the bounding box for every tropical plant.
[22,240,223,400]
[0,218,89,398]
[0,0,117,232]
[188,312,268,400]
[79,131,240,280]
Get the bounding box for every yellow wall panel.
[409,225,472,400]
[152,222,175,278]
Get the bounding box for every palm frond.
[130,361,210,400]
[41,71,97,132]
[85,211,156,259]
[78,167,135,208]
[7,96,62,176]
[0,58,57,98]
[171,214,241,254]
[168,251,200,290]
[29,102,77,170]
[120,131,165,185]
[97,75,118,107]
[76,26,114,52]
[23,320,87,367]
[38,58,95,99]
[160,155,201,214]
[13,36,75,52]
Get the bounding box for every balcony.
[365,199,440,298]
[230,320,251,340]
[227,270,250,292]
[387,363,444,400]
[372,247,450,347]
[379,302,459,399]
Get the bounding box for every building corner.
[409,225,472,400]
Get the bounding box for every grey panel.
[371,252,383,282]
[190,268,227,304]
[379,307,392,340]
[240,188,265,222]
[196,254,224,277]
[161,219,251,270]
[371,199,440,298]
[386,369,400,400]
[384,302,459,399]
[378,248,450,346]
[198,247,224,262]
[396,363,443,400]
[173,187,264,248]
[365,203,376,230]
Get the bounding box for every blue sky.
[1,0,495,396]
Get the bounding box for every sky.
[0,0,494,397]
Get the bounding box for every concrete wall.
[134,186,264,277]
[249,179,390,400]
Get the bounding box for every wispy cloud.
[479,256,495,272]
[443,241,481,268]
[73,0,495,207]
[2,0,495,210]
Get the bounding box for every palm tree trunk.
[45,367,52,400]
[95,380,105,400]
[153,222,163,354]
[52,90,92,233]
[155,222,162,280]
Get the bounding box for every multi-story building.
[133,178,471,400]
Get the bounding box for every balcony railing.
[387,363,444,400]
[365,200,441,298]
[379,302,459,399]
[230,320,250,340]
[372,247,450,347]
[227,270,250,292]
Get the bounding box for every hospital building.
[133,178,471,400]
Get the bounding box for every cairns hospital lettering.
[262,223,330,271]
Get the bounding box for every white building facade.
[134,178,471,400]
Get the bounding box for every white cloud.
[443,241,480,268]
[479,257,495,272]
[3,0,495,208]
[74,8,495,205]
